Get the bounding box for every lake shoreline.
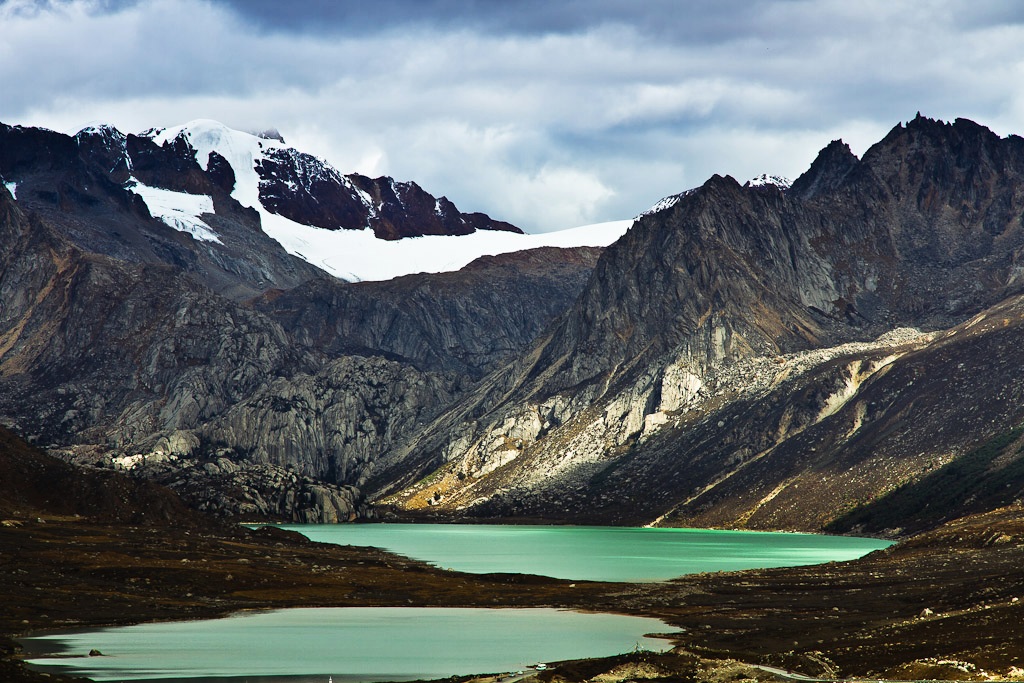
[359,509,904,542]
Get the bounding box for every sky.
[2,0,1024,232]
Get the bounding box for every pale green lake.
[24,525,891,682]
[24,607,672,683]
[282,523,892,582]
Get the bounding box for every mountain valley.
[4,113,1024,680]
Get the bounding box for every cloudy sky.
[2,0,1024,232]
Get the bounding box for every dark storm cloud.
[213,0,759,41]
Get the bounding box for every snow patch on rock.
[128,180,221,243]
[639,188,697,217]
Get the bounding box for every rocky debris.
[379,324,939,520]
[126,453,367,523]
[397,295,1024,531]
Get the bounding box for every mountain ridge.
[1,119,633,284]
[374,115,1024,532]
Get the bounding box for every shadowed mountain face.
[254,246,602,378]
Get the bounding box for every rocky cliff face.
[119,450,369,523]
[199,355,464,488]
[378,116,1024,532]
[0,184,310,450]
[241,142,522,240]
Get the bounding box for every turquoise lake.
[24,525,891,681]
[281,523,892,582]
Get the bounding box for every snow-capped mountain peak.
[121,119,630,281]
[142,120,277,210]
[637,188,698,218]
[76,123,126,141]
[746,173,792,189]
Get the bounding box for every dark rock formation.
[125,452,368,523]
[199,355,464,488]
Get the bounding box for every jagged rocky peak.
[790,114,1024,208]
[75,123,128,146]
[75,123,133,181]
[346,173,521,240]
[788,139,860,200]
[578,115,1024,380]
[861,114,1024,204]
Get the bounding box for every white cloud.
[3,0,1024,230]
